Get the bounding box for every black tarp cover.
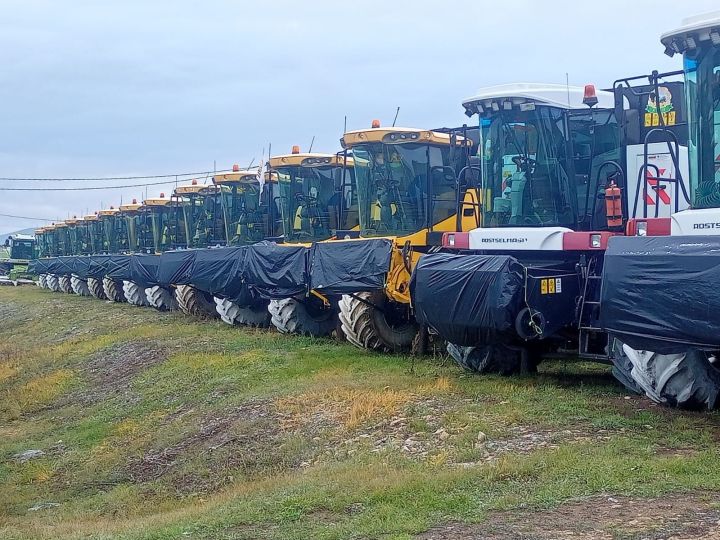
[189,247,249,302]
[243,241,307,299]
[129,254,160,287]
[410,253,525,346]
[156,250,197,287]
[70,256,91,279]
[105,255,132,282]
[29,258,49,274]
[309,238,392,294]
[52,256,76,276]
[599,236,720,353]
[87,255,113,279]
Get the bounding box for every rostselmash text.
[692,223,720,229]
[479,238,528,243]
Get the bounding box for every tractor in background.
[0,233,37,282]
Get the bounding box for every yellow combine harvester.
[264,148,358,336]
[333,122,479,351]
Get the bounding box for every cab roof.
[268,153,354,168]
[143,195,173,207]
[341,127,469,149]
[98,208,120,217]
[661,11,720,56]
[119,202,144,213]
[173,182,216,195]
[462,83,615,117]
[213,169,259,185]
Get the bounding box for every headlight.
[590,234,601,248]
[637,222,647,236]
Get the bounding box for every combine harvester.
[411,12,720,409]
[314,123,479,352]
[0,233,36,285]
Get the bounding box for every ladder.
[578,261,609,361]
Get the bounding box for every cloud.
[0,0,715,233]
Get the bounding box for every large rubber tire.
[37,274,48,289]
[215,297,271,327]
[103,277,125,303]
[59,275,73,294]
[268,297,336,337]
[447,342,524,375]
[123,280,150,307]
[175,285,218,318]
[87,277,107,300]
[46,274,61,292]
[611,339,720,410]
[339,291,418,352]
[145,285,178,312]
[70,275,91,296]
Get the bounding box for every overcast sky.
[1,0,717,235]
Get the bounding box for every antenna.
[247,157,255,169]
[344,115,347,134]
[566,73,571,105]
[392,107,400,127]
[308,135,316,153]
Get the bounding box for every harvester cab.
[268,147,357,244]
[97,207,127,253]
[0,234,37,279]
[54,221,70,256]
[64,216,86,255]
[213,167,273,245]
[330,122,475,352]
[42,224,59,257]
[119,200,150,253]
[142,192,182,252]
[173,180,225,248]
[35,228,49,258]
[82,213,104,255]
[660,12,720,231]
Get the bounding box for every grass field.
[1,286,720,539]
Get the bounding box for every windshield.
[351,142,461,237]
[276,165,351,242]
[685,47,720,208]
[480,107,577,227]
[148,206,180,252]
[182,193,225,248]
[102,216,128,253]
[220,183,266,245]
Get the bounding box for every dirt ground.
[418,493,720,540]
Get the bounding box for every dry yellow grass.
[0,362,17,382]
[13,369,73,409]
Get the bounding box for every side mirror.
[3,238,9,247]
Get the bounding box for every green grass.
[0,286,719,539]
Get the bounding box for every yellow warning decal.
[540,279,548,295]
[548,279,556,294]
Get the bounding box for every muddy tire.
[59,275,73,294]
[103,276,125,303]
[175,285,218,318]
[123,280,149,306]
[70,275,91,296]
[611,339,720,410]
[268,297,336,337]
[145,285,178,312]
[46,274,61,292]
[87,277,107,300]
[215,297,271,327]
[37,274,48,289]
[339,291,417,352]
[447,342,523,375]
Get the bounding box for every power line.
[0,212,54,222]
[0,168,232,182]
[0,179,194,191]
